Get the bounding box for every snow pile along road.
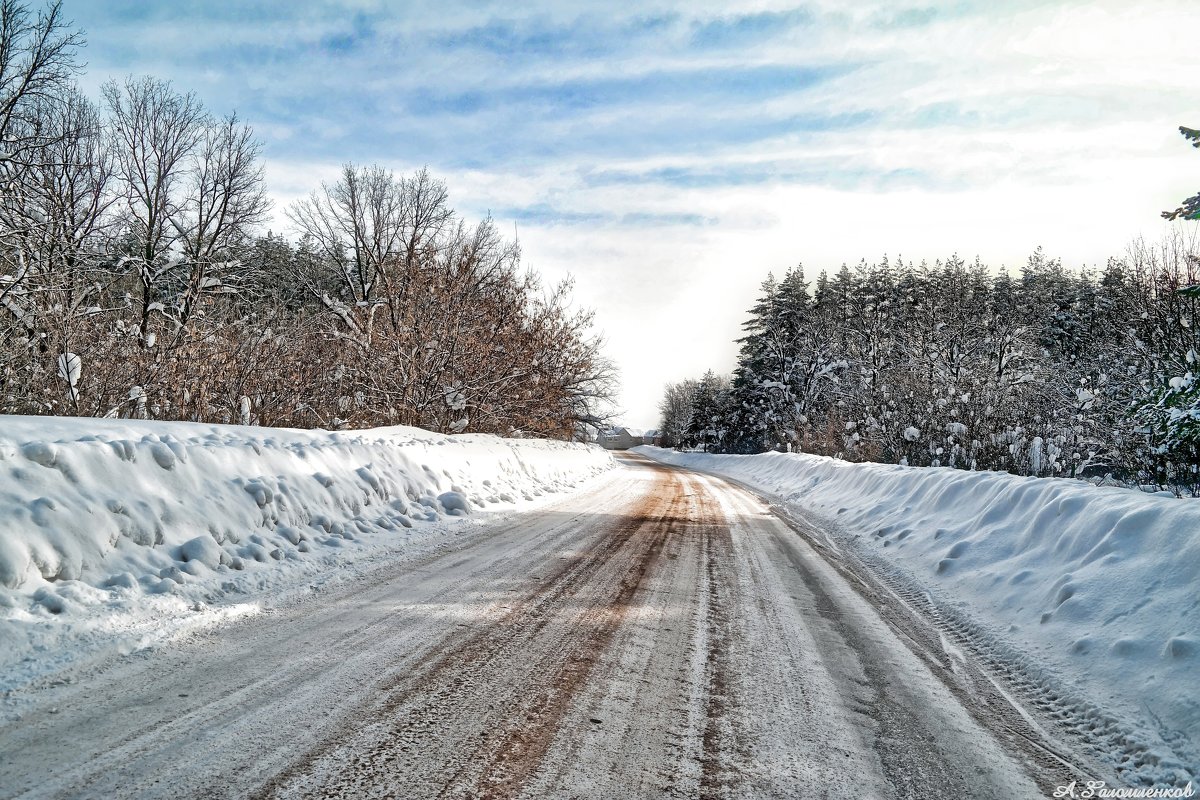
[0,417,612,685]
[637,446,1200,786]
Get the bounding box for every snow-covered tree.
[658,378,699,448]
[658,236,1200,492]
[686,371,731,453]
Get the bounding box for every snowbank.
[0,416,612,686]
[637,446,1200,784]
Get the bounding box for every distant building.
[642,429,661,446]
[600,426,645,450]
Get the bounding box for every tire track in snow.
[256,466,687,799]
[512,470,738,799]
[695,480,739,799]
[681,464,1047,800]
[767,498,1124,792]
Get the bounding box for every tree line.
[660,231,1200,493]
[0,1,615,438]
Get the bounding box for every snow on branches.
[660,235,1200,493]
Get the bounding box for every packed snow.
[0,416,613,692]
[637,446,1200,787]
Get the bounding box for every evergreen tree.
[660,237,1200,492]
[685,370,730,453]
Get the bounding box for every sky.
[64,0,1200,429]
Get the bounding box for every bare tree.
[0,0,82,167]
[286,164,452,344]
[0,0,86,410]
[283,164,615,437]
[4,91,112,320]
[5,90,111,286]
[103,75,206,338]
[173,112,270,330]
[103,77,270,343]
[287,164,408,307]
[0,93,113,414]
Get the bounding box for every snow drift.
[637,446,1200,785]
[0,417,612,684]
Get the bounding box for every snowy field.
[0,417,614,694]
[637,446,1200,788]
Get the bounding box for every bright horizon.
[66,0,1200,429]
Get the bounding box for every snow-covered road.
[1,454,1093,799]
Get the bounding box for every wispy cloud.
[687,8,814,48]
[403,63,851,118]
[583,161,929,192]
[497,203,717,228]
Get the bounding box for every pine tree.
[725,275,778,452]
[686,370,730,453]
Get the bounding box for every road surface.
[0,453,1084,799]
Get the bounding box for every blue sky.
[66,0,1200,427]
